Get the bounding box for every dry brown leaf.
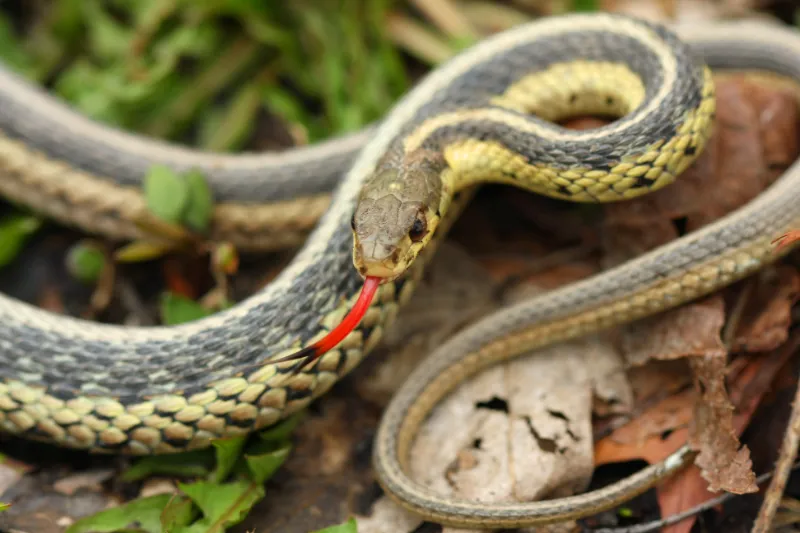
[657,338,800,533]
[732,266,800,353]
[594,389,693,466]
[621,295,726,367]
[626,360,693,405]
[138,478,178,498]
[602,75,798,251]
[690,353,757,493]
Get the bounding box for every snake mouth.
[353,244,407,282]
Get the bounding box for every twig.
[720,277,754,348]
[385,14,457,65]
[589,460,800,533]
[408,0,480,41]
[460,1,533,33]
[751,356,800,532]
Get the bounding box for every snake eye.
[409,212,428,243]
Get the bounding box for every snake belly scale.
[0,11,799,528]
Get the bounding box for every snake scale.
[1,11,800,528]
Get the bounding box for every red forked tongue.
[273,276,381,373]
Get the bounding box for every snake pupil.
[409,214,427,242]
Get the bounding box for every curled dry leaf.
[595,335,797,533]
[656,336,800,533]
[689,354,757,493]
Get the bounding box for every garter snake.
[1,11,800,529]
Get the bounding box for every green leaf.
[81,0,133,61]
[66,241,106,283]
[160,293,213,325]
[114,240,175,263]
[0,214,42,268]
[176,480,264,533]
[144,165,190,224]
[201,81,261,152]
[66,494,172,533]
[0,14,33,74]
[258,410,305,444]
[0,502,9,512]
[244,443,290,485]
[122,450,214,482]
[161,494,196,531]
[311,518,358,533]
[211,242,239,275]
[209,436,248,484]
[183,171,214,232]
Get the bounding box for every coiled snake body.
[1,12,800,528]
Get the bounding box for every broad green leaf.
[176,480,264,533]
[160,293,213,325]
[161,494,196,531]
[66,241,106,283]
[114,240,174,263]
[0,214,42,268]
[311,518,358,533]
[209,436,248,484]
[244,443,291,485]
[144,165,190,224]
[0,502,9,512]
[66,494,172,533]
[122,449,214,482]
[183,171,214,232]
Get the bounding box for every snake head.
[352,155,445,281]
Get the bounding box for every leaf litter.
[357,72,800,533]
[1,4,800,533]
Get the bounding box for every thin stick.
[751,362,800,532]
[590,461,800,533]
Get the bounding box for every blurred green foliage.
[0,0,409,151]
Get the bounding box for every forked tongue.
[273,276,381,373]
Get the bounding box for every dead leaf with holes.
[400,335,629,533]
